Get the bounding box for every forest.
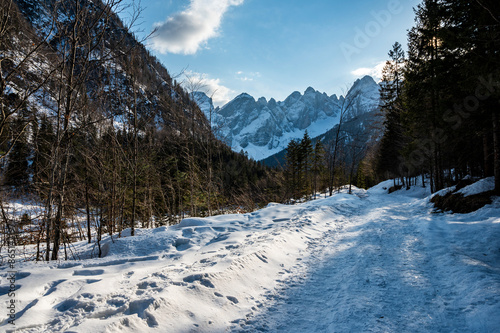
[375,0,500,194]
[0,0,283,261]
[283,0,500,206]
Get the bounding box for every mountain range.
[193,75,381,161]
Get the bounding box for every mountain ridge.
[193,75,381,161]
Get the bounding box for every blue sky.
[124,0,420,106]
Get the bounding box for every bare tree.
[43,0,143,260]
[185,77,221,216]
[345,123,367,194]
[327,87,360,196]
[0,0,60,161]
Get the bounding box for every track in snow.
[233,194,498,332]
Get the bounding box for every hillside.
[0,0,283,262]
[9,0,207,132]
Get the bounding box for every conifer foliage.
[376,0,500,193]
[377,42,406,183]
[285,131,326,200]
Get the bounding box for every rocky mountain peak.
[304,86,316,95]
[257,97,268,106]
[194,76,381,161]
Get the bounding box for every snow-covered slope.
[196,76,380,160]
[191,91,215,119]
[2,179,499,332]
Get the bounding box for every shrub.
[431,191,494,214]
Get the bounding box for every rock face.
[195,76,380,161]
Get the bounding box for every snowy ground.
[1,179,499,332]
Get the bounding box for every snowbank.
[1,182,499,332]
[0,192,362,332]
[456,177,495,197]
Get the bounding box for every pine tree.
[356,160,367,189]
[377,42,406,183]
[32,115,54,191]
[285,139,300,199]
[403,0,449,192]
[300,131,313,197]
[4,116,29,186]
[442,0,500,192]
[312,141,325,198]
[400,0,500,192]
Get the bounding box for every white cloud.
[183,71,234,107]
[152,0,244,55]
[235,71,261,82]
[351,61,386,81]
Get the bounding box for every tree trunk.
[493,112,500,194]
[85,165,91,243]
[483,133,493,177]
[51,147,71,260]
[131,72,138,236]
[51,200,63,260]
[132,154,137,236]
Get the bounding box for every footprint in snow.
[73,269,104,276]
[137,281,159,290]
[173,238,192,251]
[182,228,194,237]
[207,233,230,245]
[183,274,215,288]
[227,296,239,304]
[41,279,67,296]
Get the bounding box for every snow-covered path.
[234,193,500,332]
[1,180,499,332]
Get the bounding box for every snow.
[238,112,271,136]
[1,179,499,332]
[233,113,341,161]
[246,105,336,159]
[457,177,495,197]
[194,77,379,161]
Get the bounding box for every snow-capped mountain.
[344,75,381,118]
[194,76,381,160]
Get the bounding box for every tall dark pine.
[377,42,406,183]
[312,141,325,199]
[32,114,57,199]
[285,139,300,199]
[404,0,448,192]
[4,117,29,186]
[399,0,499,192]
[442,0,500,192]
[300,130,313,196]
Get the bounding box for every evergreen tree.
[312,141,325,198]
[403,0,450,192]
[4,116,29,186]
[377,42,406,183]
[300,130,313,196]
[285,139,300,199]
[356,160,367,189]
[400,0,500,192]
[441,0,500,192]
[32,114,54,190]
